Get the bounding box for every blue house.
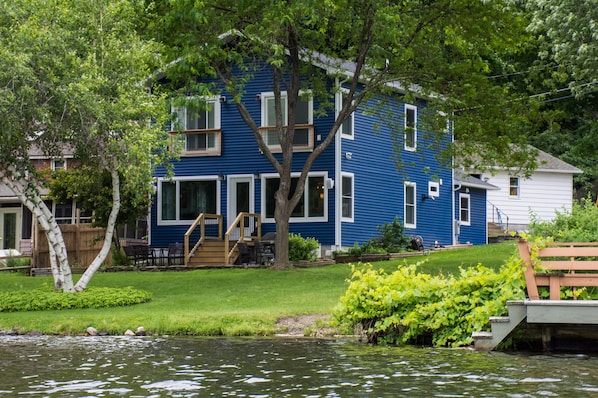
[148,55,491,265]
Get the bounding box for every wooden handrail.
[184,213,222,265]
[223,212,262,265]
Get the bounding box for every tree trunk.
[1,173,74,291]
[75,168,121,291]
[272,185,294,269]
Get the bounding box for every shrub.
[5,257,30,268]
[111,245,130,266]
[288,233,319,262]
[333,254,526,347]
[368,216,409,252]
[334,217,408,257]
[0,286,152,312]
[528,195,598,241]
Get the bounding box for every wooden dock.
[473,300,598,351]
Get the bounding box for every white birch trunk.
[0,171,74,291]
[74,168,121,291]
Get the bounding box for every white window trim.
[157,176,222,226]
[260,91,314,152]
[337,88,354,140]
[51,158,67,171]
[341,172,354,222]
[261,172,328,223]
[509,176,520,198]
[459,193,471,226]
[171,96,222,156]
[404,104,417,152]
[171,96,221,131]
[404,181,416,228]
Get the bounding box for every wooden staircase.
[187,240,238,267]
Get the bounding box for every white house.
[477,147,582,232]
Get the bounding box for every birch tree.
[0,0,168,291]
[150,0,534,268]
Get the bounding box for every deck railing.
[184,213,222,265]
[224,212,262,265]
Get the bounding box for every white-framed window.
[337,89,354,139]
[404,182,416,228]
[404,104,417,151]
[171,97,221,155]
[341,172,354,221]
[262,172,327,222]
[509,177,520,197]
[52,159,66,171]
[259,91,314,151]
[158,177,219,225]
[459,193,471,226]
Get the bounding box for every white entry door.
[0,208,21,250]
[227,176,255,240]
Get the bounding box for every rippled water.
[2,336,598,397]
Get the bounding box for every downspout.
[450,117,457,246]
[334,78,343,250]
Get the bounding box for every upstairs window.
[260,92,313,152]
[404,104,417,151]
[171,97,221,155]
[509,177,520,197]
[338,89,354,139]
[52,159,66,171]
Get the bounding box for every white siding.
[483,170,574,227]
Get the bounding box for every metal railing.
[488,201,509,232]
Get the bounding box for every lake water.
[2,335,598,397]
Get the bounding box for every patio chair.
[168,242,184,266]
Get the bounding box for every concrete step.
[473,301,527,351]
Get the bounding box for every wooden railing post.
[518,239,540,300]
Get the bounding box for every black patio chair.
[237,242,252,264]
[168,242,184,265]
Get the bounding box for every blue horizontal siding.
[151,62,337,247]
[455,187,487,245]
[340,94,453,248]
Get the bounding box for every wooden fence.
[33,223,111,269]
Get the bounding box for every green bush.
[111,246,130,266]
[0,286,152,312]
[333,255,526,347]
[528,195,598,241]
[5,257,30,268]
[288,233,319,261]
[368,216,409,252]
[334,217,408,257]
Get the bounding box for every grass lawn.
[0,241,517,336]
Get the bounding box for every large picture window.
[341,173,354,220]
[404,182,416,228]
[171,97,221,155]
[404,104,417,151]
[263,174,326,222]
[260,92,313,151]
[159,178,218,224]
